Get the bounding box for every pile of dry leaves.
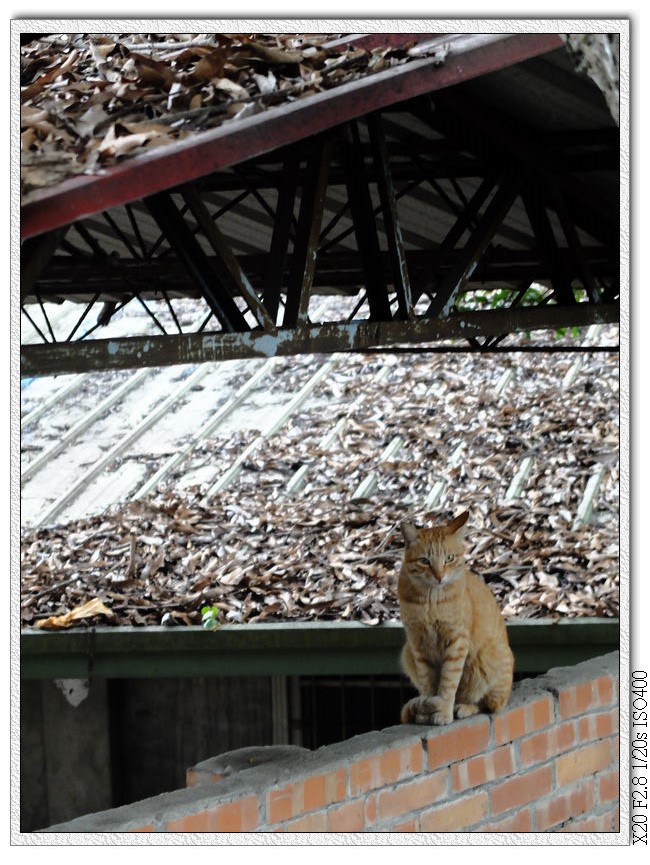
[20,341,619,630]
[20,487,619,630]
[20,32,423,199]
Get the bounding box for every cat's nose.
[430,567,444,582]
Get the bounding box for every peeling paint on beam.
[21,303,619,377]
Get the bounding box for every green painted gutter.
[20,618,620,680]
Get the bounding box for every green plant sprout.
[201,604,221,630]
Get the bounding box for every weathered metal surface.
[21,302,619,376]
[20,32,619,376]
[430,88,619,250]
[20,618,620,680]
[20,33,564,240]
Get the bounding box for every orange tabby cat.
[398,510,513,725]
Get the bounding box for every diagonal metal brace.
[181,184,276,332]
[426,170,524,319]
[144,191,250,333]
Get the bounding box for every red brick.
[555,740,612,786]
[535,780,596,831]
[420,791,488,831]
[426,718,490,769]
[389,818,418,831]
[267,784,296,824]
[598,769,619,803]
[578,710,617,742]
[185,767,227,787]
[267,769,345,824]
[303,775,326,812]
[284,811,328,832]
[519,721,576,767]
[558,812,613,832]
[381,742,423,782]
[558,676,615,719]
[166,811,212,832]
[349,758,375,795]
[350,743,421,794]
[377,771,448,821]
[493,696,554,746]
[328,800,366,832]
[479,809,534,832]
[308,769,347,810]
[165,795,258,832]
[452,744,515,791]
[364,793,377,827]
[490,765,553,815]
[323,769,348,805]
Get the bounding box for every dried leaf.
[35,597,114,629]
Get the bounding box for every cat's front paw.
[401,695,450,724]
[431,707,454,725]
[400,695,436,724]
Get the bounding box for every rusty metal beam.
[282,139,331,328]
[21,302,618,377]
[429,89,619,250]
[21,34,564,240]
[26,244,618,306]
[412,174,497,303]
[548,181,603,304]
[263,152,300,323]
[20,226,69,303]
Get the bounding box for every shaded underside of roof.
[19,31,621,376]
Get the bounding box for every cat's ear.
[400,521,419,546]
[446,510,469,536]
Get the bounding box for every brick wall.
[41,652,620,835]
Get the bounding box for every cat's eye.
[445,553,455,563]
[417,556,430,566]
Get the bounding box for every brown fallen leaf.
[35,597,114,630]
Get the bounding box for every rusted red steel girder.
[20,33,564,240]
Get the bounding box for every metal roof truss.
[20,83,619,377]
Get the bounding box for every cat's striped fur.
[398,510,514,725]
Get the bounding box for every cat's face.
[400,511,469,587]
